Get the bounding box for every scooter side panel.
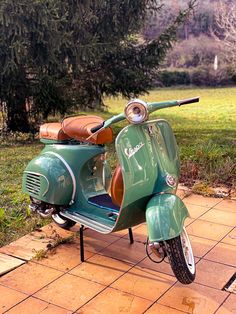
[146,193,189,242]
[23,144,105,207]
[22,154,73,205]
[113,119,180,231]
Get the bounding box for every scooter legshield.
[146,193,189,242]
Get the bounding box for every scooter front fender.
[146,193,189,242]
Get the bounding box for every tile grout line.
[202,257,235,268]
[196,218,235,229]
[3,296,31,314]
[185,197,236,220]
[213,293,232,314]
[0,251,27,261]
[190,279,233,293]
[181,202,220,230]
[2,294,72,314]
[188,231,234,243]
[0,282,29,300]
[0,282,33,296]
[0,251,27,280]
[186,216,235,241]
[194,213,236,228]
[203,206,236,214]
[199,225,236,262]
[184,196,223,208]
[220,226,236,246]
[185,200,231,227]
[30,295,75,313]
[142,280,179,314]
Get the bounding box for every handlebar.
[177,97,199,106]
[89,96,200,135]
[147,96,199,113]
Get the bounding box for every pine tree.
[0,0,194,132]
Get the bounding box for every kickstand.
[128,228,134,244]
[80,225,85,262]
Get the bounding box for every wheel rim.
[180,227,195,274]
[52,213,68,225]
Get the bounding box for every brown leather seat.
[40,123,71,141]
[62,116,113,144]
[110,165,124,207]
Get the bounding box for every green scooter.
[22,96,199,284]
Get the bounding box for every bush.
[159,70,190,86]
[158,66,236,87]
[191,67,215,86]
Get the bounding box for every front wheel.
[51,213,76,230]
[165,227,196,284]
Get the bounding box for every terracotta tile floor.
[0,193,235,314]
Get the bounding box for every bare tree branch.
[214,1,236,63]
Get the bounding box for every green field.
[0,87,236,247]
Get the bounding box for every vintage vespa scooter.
[22,96,199,284]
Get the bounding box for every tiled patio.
[0,193,235,313]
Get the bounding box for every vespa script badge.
[124,142,145,159]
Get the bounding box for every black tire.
[165,227,196,284]
[51,213,76,230]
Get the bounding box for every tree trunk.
[87,86,106,110]
[6,95,30,133]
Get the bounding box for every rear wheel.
[165,227,195,284]
[51,213,76,230]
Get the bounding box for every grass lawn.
[104,87,236,188]
[0,87,236,247]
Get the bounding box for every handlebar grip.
[91,122,104,133]
[177,97,200,106]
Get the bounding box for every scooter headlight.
[124,99,148,124]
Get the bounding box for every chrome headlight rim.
[124,99,149,124]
